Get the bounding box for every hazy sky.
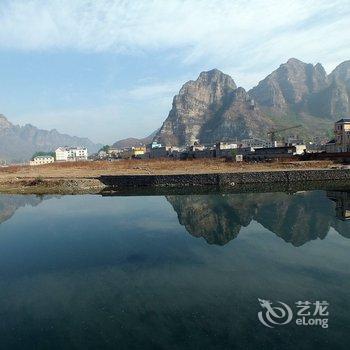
[0,0,349,144]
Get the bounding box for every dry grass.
[0,158,335,180]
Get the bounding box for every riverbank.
[101,169,350,189]
[0,159,347,194]
[0,177,105,194]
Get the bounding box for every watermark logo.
[258,299,293,328]
[258,299,329,328]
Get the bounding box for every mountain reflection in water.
[0,190,349,349]
[166,190,350,246]
[0,190,349,247]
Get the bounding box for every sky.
[0,0,349,144]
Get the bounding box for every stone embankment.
[100,169,350,188]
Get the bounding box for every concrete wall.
[100,169,350,188]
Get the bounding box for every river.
[0,189,349,349]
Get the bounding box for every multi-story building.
[334,118,350,152]
[29,155,55,166]
[55,147,88,161]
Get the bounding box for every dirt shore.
[0,159,338,194]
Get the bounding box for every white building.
[150,141,163,149]
[216,142,238,150]
[241,138,277,149]
[29,155,55,166]
[55,147,88,161]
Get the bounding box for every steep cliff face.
[156,69,237,146]
[0,114,101,162]
[249,58,329,114]
[250,58,350,121]
[154,58,350,147]
[323,60,350,118]
[330,60,350,87]
[199,87,273,142]
[155,69,272,146]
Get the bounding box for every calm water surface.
[0,189,349,349]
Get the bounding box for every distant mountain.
[154,59,350,146]
[112,129,158,149]
[0,114,102,162]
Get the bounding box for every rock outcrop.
[156,69,273,146]
[154,58,350,146]
[249,58,329,113]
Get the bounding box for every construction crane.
[267,125,302,142]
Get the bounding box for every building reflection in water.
[327,191,350,221]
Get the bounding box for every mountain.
[249,58,329,113]
[155,69,272,146]
[154,59,350,146]
[0,115,101,162]
[112,129,158,149]
[249,58,350,131]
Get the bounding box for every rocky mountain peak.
[330,60,350,85]
[283,57,308,70]
[152,59,350,147]
[232,86,248,100]
[197,68,236,86]
[155,69,272,146]
[0,114,13,129]
[177,69,237,101]
[249,58,329,112]
[156,69,238,146]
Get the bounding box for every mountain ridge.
[0,114,102,162]
[154,58,350,146]
[112,129,159,149]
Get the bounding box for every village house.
[334,118,350,152]
[120,146,147,159]
[107,148,120,157]
[150,141,162,149]
[216,142,238,150]
[29,155,55,166]
[149,146,168,158]
[145,141,168,158]
[97,150,108,159]
[241,138,278,149]
[246,145,306,161]
[55,147,88,161]
[325,139,336,153]
[215,142,238,158]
